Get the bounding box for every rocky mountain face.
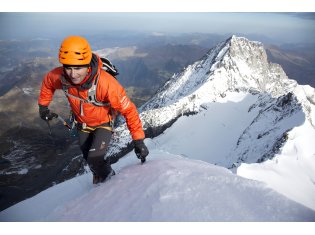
[0,57,84,211]
[265,44,315,87]
[108,36,315,170]
[96,44,209,105]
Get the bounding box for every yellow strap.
[80,125,112,133]
[98,126,113,132]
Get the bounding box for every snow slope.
[0,142,314,222]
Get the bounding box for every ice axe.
[46,113,72,135]
[46,120,52,135]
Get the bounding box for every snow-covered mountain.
[108,35,315,210]
[1,35,314,221]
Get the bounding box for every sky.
[0,12,314,43]
[1,0,315,43]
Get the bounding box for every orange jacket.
[38,56,145,140]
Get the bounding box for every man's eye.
[65,67,81,71]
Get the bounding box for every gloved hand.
[39,105,58,121]
[134,139,149,163]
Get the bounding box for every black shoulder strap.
[100,57,119,77]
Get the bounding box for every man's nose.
[70,69,77,77]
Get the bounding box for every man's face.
[64,67,89,84]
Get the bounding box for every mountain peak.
[139,35,296,114]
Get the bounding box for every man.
[38,35,149,184]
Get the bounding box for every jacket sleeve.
[38,68,63,107]
[106,76,145,140]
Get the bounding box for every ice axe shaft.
[46,120,52,135]
[45,114,71,136]
[56,115,71,130]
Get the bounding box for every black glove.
[134,139,149,163]
[39,105,58,121]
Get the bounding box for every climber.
[38,35,149,184]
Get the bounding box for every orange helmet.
[59,36,92,66]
